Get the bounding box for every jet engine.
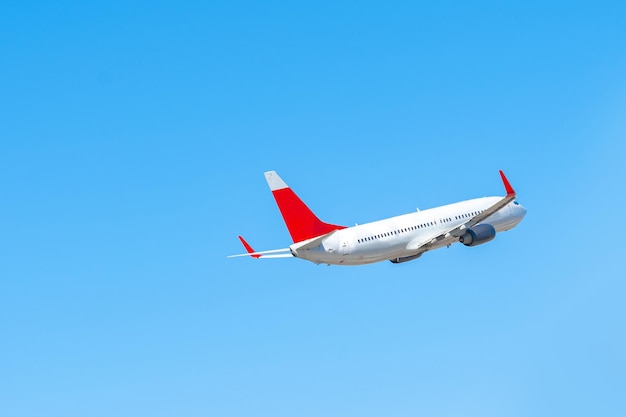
[459,224,496,247]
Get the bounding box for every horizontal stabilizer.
[249,254,293,259]
[227,235,293,259]
[227,247,292,259]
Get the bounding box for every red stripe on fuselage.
[271,187,346,243]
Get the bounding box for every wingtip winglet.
[499,170,516,197]
[238,235,261,258]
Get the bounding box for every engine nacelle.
[459,224,496,247]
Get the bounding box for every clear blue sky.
[2,1,625,416]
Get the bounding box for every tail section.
[264,171,346,243]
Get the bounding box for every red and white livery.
[229,170,526,265]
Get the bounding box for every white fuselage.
[290,197,527,265]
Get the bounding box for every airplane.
[229,170,526,265]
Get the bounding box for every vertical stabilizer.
[264,171,346,243]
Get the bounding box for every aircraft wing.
[406,170,517,252]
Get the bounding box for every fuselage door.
[340,238,350,256]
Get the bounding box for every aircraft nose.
[517,204,527,218]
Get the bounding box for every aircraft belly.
[297,242,404,266]
[343,242,405,265]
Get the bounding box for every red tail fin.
[264,171,346,243]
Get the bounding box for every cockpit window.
[513,200,520,205]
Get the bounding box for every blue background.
[2,1,625,416]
